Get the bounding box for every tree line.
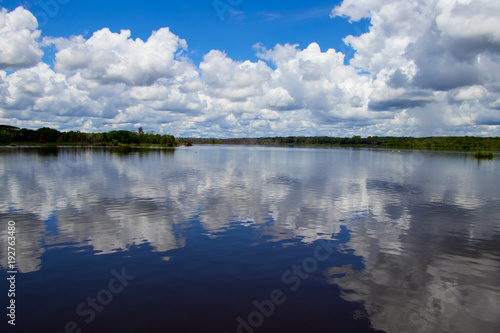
[0,125,178,147]
[177,135,500,150]
[2,124,499,150]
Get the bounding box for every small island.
[473,151,495,159]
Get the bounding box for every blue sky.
[1,0,500,137]
[6,0,368,65]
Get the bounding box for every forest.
[177,135,500,150]
[0,125,178,147]
[2,124,500,151]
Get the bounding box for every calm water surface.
[1,145,499,333]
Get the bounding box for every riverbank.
[177,136,500,151]
[2,125,499,151]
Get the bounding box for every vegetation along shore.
[1,125,499,154]
[0,125,177,147]
[177,136,500,152]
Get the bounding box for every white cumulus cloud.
[49,27,192,86]
[0,7,43,70]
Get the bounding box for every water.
[0,145,499,333]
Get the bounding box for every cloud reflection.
[1,146,499,332]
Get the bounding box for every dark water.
[1,145,499,333]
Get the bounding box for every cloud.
[255,42,376,121]
[330,0,384,22]
[368,90,435,112]
[0,7,43,70]
[261,87,295,110]
[228,10,246,22]
[48,27,192,86]
[1,2,500,137]
[436,0,500,45]
[260,6,334,23]
[259,12,282,21]
[200,50,271,100]
[331,0,500,134]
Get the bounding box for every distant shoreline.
[2,141,500,152]
[176,136,500,151]
[1,125,500,151]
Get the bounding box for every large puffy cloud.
[333,0,500,135]
[0,62,118,130]
[256,42,379,121]
[1,2,500,137]
[50,27,192,86]
[200,50,271,100]
[0,7,43,70]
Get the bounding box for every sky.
[0,0,500,137]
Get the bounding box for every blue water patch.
[44,212,59,237]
